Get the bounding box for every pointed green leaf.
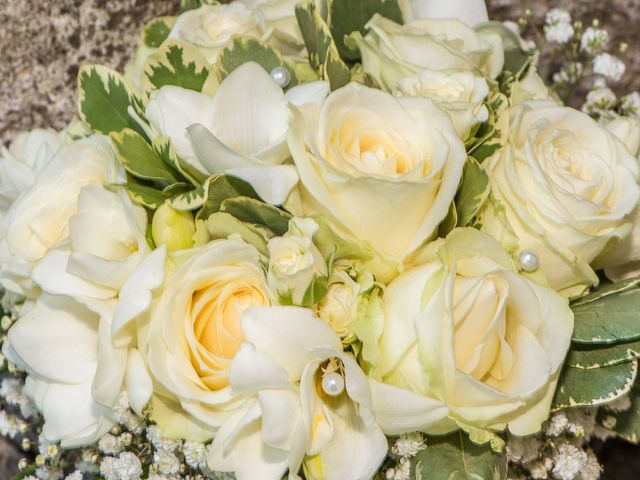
[571,287,640,345]
[467,92,507,163]
[456,158,490,227]
[110,128,182,184]
[77,65,146,136]
[329,0,403,62]
[300,275,329,307]
[142,16,176,48]
[198,211,273,256]
[411,431,507,480]
[215,36,298,87]
[196,175,261,221]
[219,197,292,236]
[143,39,218,96]
[552,360,638,410]
[152,135,207,186]
[170,184,208,211]
[111,183,170,210]
[572,277,640,308]
[566,340,640,370]
[325,47,352,90]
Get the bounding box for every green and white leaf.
[219,196,292,236]
[142,16,176,48]
[195,211,273,256]
[142,39,218,97]
[152,135,207,186]
[571,287,640,345]
[77,65,146,137]
[572,276,640,307]
[599,382,640,443]
[215,36,298,87]
[329,0,404,61]
[467,91,508,163]
[110,182,170,210]
[411,431,508,480]
[552,359,638,410]
[300,275,329,307]
[110,128,182,184]
[456,157,490,227]
[565,340,640,370]
[438,202,458,237]
[196,175,261,221]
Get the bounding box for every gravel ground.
[1,0,640,478]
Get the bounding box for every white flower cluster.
[384,433,427,480]
[544,9,574,44]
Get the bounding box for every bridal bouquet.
[3,0,640,479]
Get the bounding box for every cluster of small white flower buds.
[544,9,575,44]
[384,433,427,480]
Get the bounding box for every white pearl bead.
[270,66,291,88]
[321,371,345,397]
[518,249,540,272]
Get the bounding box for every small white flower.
[529,461,549,480]
[153,450,180,476]
[391,432,427,458]
[621,92,640,116]
[593,53,626,82]
[100,457,118,480]
[183,441,207,470]
[99,434,122,455]
[545,8,572,25]
[546,412,569,437]
[545,23,575,44]
[507,435,541,464]
[581,27,609,53]
[1,377,24,405]
[0,411,20,438]
[578,450,602,480]
[64,472,83,480]
[552,443,588,480]
[113,452,143,480]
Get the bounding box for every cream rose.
[353,13,504,93]
[0,135,123,297]
[479,101,640,297]
[394,69,489,139]
[367,228,573,440]
[124,239,275,440]
[168,2,264,63]
[402,0,489,26]
[287,82,466,263]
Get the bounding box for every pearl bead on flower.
[518,249,540,273]
[321,371,345,397]
[270,66,291,88]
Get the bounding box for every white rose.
[208,306,387,480]
[353,14,504,92]
[368,228,573,441]
[594,117,640,280]
[479,101,640,297]
[0,135,123,297]
[394,69,489,139]
[116,239,275,440]
[401,0,489,26]
[267,217,327,304]
[0,129,61,216]
[168,2,264,63]
[287,82,466,263]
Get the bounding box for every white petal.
[259,389,302,450]
[8,294,99,383]
[126,348,154,415]
[241,306,341,381]
[227,165,298,206]
[187,123,259,174]
[369,380,449,435]
[409,0,489,26]
[230,343,291,393]
[92,319,128,408]
[286,81,330,106]
[210,62,289,161]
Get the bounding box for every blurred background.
[0,0,639,477]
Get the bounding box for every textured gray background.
[0,0,639,478]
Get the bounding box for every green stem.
[12,462,37,480]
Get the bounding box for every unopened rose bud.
[152,203,195,252]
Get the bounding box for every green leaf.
[552,359,638,410]
[566,340,640,369]
[300,275,329,307]
[77,65,146,137]
[143,39,218,96]
[215,36,298,87]
[110,129,182,184]
[219,197,292,236]
[456,158,490,227]
[197,211,273,255]
[572,277,640,308]
[196,175,261,221]
[411,431,507,480]
[329,0,403,62]
[571,287,640,345]
[152,135,207,186]
[467,92,508,163]
[600,381,640,443]
[438,202,458,237]
[142,16,176,48]
[111,182,170,210]
[179,0,218,13]
[295,0,351,90]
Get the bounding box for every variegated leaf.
[219,196,292,236]
[456,157,490,227]
[196,175,261,221]
[566,340,640,370]
[142,16,176,48]
[77,65,146,137]
[142,39,218,97]
[110,183,170,210]
[152,135,207,186]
